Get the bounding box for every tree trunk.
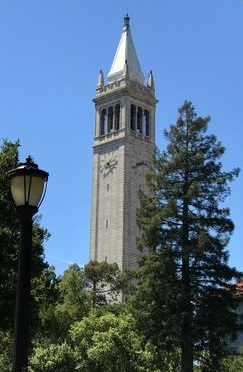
[181,261,193,372]
[181,152,193,372]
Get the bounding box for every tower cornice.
[93,79,158,106]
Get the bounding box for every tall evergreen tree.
[0,140,53,334]
[0,140,20,330]
[133,101,240,371]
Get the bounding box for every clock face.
[131,149,148,169]
[100,153,118,177]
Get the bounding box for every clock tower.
[90,15,157,270]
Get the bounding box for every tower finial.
[124,13,130,28]
[96,70,104,92]
[147,70,155,90]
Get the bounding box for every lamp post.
[8,157,48,372]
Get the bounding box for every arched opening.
[114,104,120,131]
[144,109,150,136]
[100,108,107,135]
[130,104,136,131]
[137,107,143,133]
[108,106,113,133]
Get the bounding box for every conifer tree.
[0,140,53,333]
[134,101,240,371]
[0,140,20,330]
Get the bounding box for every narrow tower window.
[108,106,113,133]
[115,104,120,130]
[144,109,150,136]
[100,109,107,135]
[137,107,143,133]
[130,104,136,131]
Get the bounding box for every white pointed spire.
[107,15,144,85]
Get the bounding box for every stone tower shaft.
[90,16,157,270]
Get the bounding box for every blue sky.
[1,0,242,275]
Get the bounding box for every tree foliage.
[70,311,166,372]
[37,264,90,342]
[0,140,21,330]
[0,330,12,371]
[29,342,75,372]
[133,101,240,371]
[84,260,124,307]
[1,102,241,372]
[221,352,243,372]
[0,139,57,368]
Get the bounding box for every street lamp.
[8,157,48,372]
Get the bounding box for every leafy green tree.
[49,264,89,340]
[34,264,88,343]
[29,342,75,372]
[70,311,166,372]
[35,261,125,346]
[134,101,240,371]
[32,265,60,341]
[56,263,89,317]
[0,330,12,371]
[221,353,243,372]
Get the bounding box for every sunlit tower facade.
[90,15,157,271]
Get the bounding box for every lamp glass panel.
[28,176,45,206]
[11,176,26,206]
[11,175,45,207]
